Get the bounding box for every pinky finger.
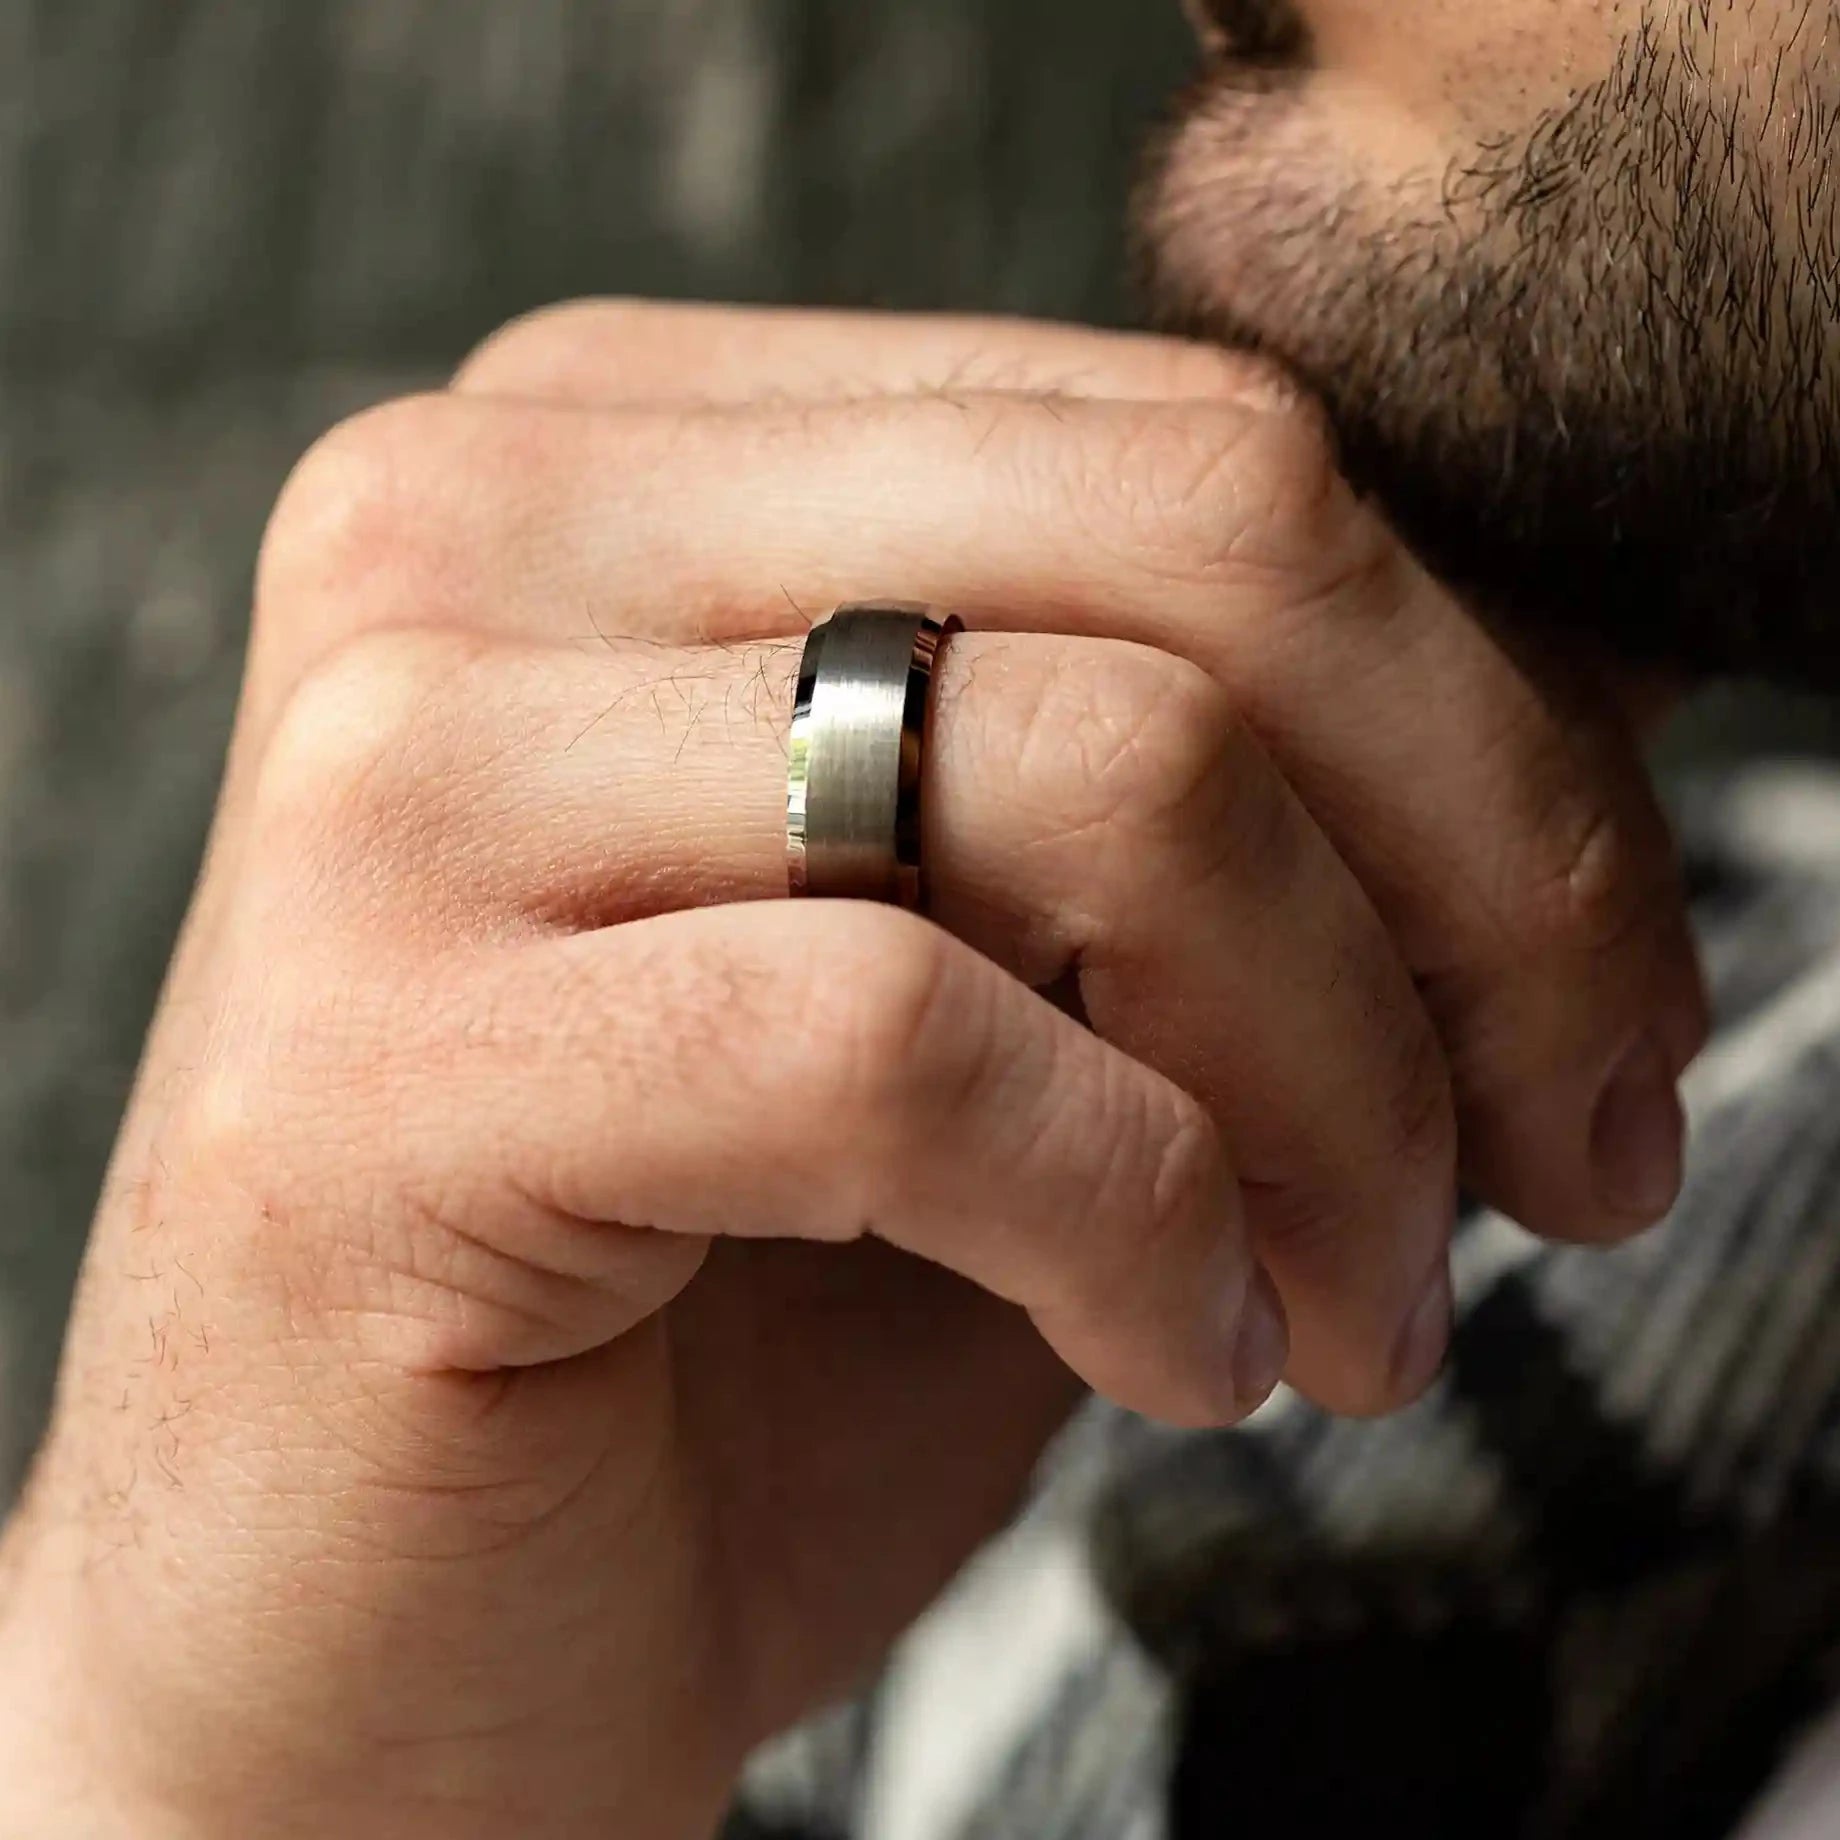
[418,901,1288,1429]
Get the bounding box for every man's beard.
[1136,10,1840,685]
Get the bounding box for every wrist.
[0,1692,728,1840]
[0,1545,731,1840]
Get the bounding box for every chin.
[1133,64,1840,686]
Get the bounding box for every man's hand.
[0,306,1706,1838]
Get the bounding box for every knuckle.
[176,965,388,1193]
[171,1058,271,1200]
[1067,647,1228,820]
[251,628,466,862]
[793,910,984,1145]
[453,297,627,394]
[1511,791,1658,963]
[179,1057,337,1229]
[254,394,454,639]
[1069,648,1285,886]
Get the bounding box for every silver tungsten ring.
[787,601,963,909]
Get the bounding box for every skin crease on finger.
[1148,0,1840,682]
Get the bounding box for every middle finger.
[254,387,1701,1250]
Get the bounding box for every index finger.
[452,302,1707,1240]
[257,383,1703,1250]
[453,298,1290,409]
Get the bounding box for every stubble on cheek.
[1135,18,1840,683]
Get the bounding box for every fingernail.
[1592,1032,1686,1220]
[1392,1264,1453,1402]
[1231,1265,1290,1410]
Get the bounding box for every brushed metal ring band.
[787,602,962,909]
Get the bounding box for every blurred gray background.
[2,0,1831,1506]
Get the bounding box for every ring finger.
[253,379,1701,1257]
[256,622,1458,1415]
